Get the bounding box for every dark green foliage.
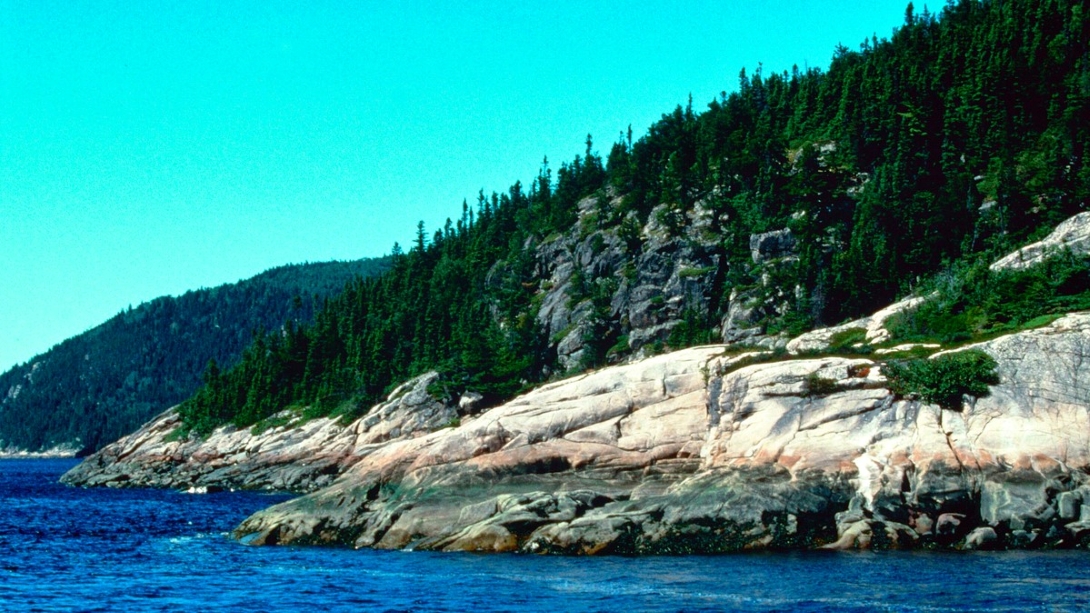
[888,252,1090,343]
[577,276,622,371]
[884,349,1000,410]
[667,308,716,349]
[804,373,843,396]
[677,0,1087,327]
[0,259,389,453]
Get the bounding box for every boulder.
[785,294,931,354]
[963,526,999,550]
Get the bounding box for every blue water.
[3,459,1090,612]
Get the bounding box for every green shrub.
[887,253,1090,344]
[883,349,999,410]
[250,412,296,436]
[804,373,842,396]
[606,335,630,357]
[1020,314,1063,330]
[827,327,868,353]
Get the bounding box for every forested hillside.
[0,258,388,453]
[177,0,1089,435]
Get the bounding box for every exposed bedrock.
[61,372,457,492]
[229,313,1090,552]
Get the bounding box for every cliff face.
[526,190,809,376]
[233,312,1090,552]
[220,313,1090,553]
[529,195,725,371]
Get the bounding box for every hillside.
[63,0,1090,554]
[174,0,1090,437]
[0,258,389,454]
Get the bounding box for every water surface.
[2,459,1089,612]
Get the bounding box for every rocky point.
[63,212,1090,553]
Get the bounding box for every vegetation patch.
[804,373,843,396]
[163,426,190,443]
[606,335,630,358]
[666,308,715,349]
[883,349,1000,411]
[827,327,869,353]
[1019,313,1064,330]
[887,253,1090,345]
[250,410,301,436]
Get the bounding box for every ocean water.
[2,459,1090,612]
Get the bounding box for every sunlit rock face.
[228,314,1090,553]
[532,194,723,371]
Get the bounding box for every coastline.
[0,446,79,460]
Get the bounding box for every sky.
[0,0,913,372]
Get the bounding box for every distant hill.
[0,258,389,454]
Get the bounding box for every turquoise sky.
[1,0,911,371]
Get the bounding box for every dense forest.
[0,259,388,453]
[157,0,1090,435]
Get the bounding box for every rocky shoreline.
[61,372,456,493]
[1,443,80,459]
[64,312,1090,553]
[0,450,77,460]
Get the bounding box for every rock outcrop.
[749,229,797,264]
[785,294,932,354]
[62,372,457,492]
[212,313,1090,553]
[990,212,1090,271]
[720,228,799,346]
[783,210,1090,357]
[531,194,723,369]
